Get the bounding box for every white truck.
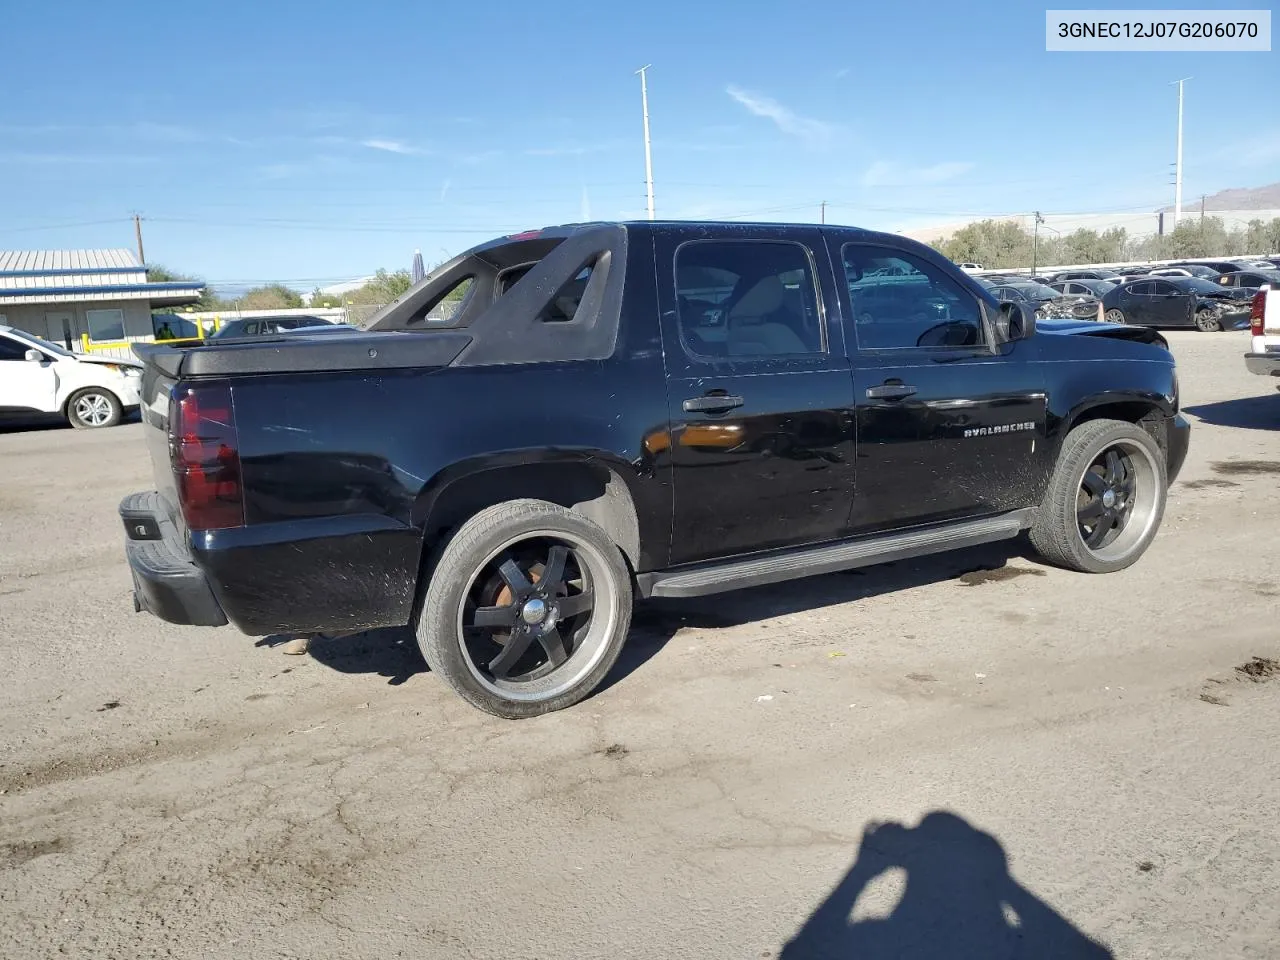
[1245,288,1280,389]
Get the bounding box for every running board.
[638,509,1035,599]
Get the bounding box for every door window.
[1237,275,1263,288]
[1149,280,1178,296]
[842,245,985,350]
[1126,282,1152,296]
[0,336,30,361]
[675,241,825,358]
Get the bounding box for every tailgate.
[133,345,185,536]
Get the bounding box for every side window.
[0,336,30,361]
[1238,275,1262,288]
[1150,280,1177,296]
[1127,282,1151,296]
[842,245,985,350]
[675,241,824,358]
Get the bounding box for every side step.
[637,509,1035,599]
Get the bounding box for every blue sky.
[2,0,1276,290]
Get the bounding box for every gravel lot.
[1,330,1278,959]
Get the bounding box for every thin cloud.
[440,178,452,202]
[524,141,623,157]
[0,152,158,165]
[362,138,429,156]
[1209,129,1280,167]
[725,85,834,144]
[454,149,504,166]
[861,160,974,187]
[132,122,206,143]
[833,67,851,79]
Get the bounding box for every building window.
[85,309,125,343]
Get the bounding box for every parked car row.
[974,256,1279,331]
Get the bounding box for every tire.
[416,499,633,718]
[66,388,122,429]
[1194,309,1222,332]
[1104,308,1126,324]
[1029,419,1167,574]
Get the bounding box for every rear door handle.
[683,394,744,414]
[865,383,917,400]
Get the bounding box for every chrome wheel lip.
[456,529,617,704]
[1074,439,1160,562]
[74,393,112,426]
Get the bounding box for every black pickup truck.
[122,221,1189,717]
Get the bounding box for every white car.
[0,324,142,428]
[1245,288,1280,389]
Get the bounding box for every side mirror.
[996,302,1035,342]
[24,349,45,363]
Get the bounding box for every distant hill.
[1159,181,1280,213]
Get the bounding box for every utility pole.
[636,65,655,220]
[133,213,145,266]
[1200,194,1206,223]
[1172,77,1191,227]
[1032,211,1044,275]
[820,201,826,224]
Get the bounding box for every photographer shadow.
[781,811,1113,960]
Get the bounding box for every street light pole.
[636,65,656,220]
[1032,211,1044,275]
[1172,77,1191,227]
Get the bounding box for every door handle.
[683,394,744,414]
[865,383,917,400]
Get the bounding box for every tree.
[340,269,413,305]
[146,264,226,311]
[936,219,1033,269]
[238,284,304,310]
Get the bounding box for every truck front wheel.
[417,499,633,718]
[1029,418,1167,574]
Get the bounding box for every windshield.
[1180,277,1234,295]
[1009,282,1061,300]
[7,328,74,358]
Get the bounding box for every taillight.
[1250,290,1266,336]
[170,385,244,530]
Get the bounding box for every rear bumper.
[1166,414,1191,486]
[1245,352,1280,378]
[120,491,227,627]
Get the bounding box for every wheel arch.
[1065,394,1175,459]
[413,454,643,572]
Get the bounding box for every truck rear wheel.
[1029,418,1167,574]
[416,499,633,718]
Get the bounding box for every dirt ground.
[1,330,1278,959]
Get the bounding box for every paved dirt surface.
[2,330,1278,959]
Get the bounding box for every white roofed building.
[0,248,204,354]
